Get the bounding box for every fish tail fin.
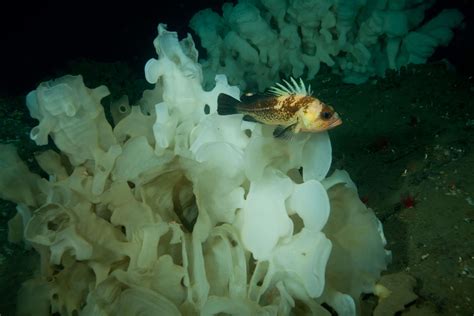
[217,93,241,115]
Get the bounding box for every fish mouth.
[326,118,342,130]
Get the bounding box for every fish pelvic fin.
[273,123,297,139]
[217,93,241,115]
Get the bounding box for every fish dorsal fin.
[267,77,313,97]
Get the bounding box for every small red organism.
[360,195,369,205]
[367,136,391,153]
[408,115,419,127]
[401,194,416,209]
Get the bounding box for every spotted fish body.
[217,78,342,138]
[238,94,314,124]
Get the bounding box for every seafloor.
[0,60,473,315]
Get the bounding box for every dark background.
[0,0,472,96]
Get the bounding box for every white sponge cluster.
[1,25,389,315]
[190,0,463,88]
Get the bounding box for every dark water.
[0,1,473,315]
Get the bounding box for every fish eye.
[320,111,333,120]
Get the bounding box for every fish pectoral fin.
[273,124,296,139]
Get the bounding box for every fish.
[217,77,342,138]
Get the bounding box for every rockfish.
[217,78,342,138]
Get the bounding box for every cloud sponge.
[1,24,390,316]
[190,0,463,88]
